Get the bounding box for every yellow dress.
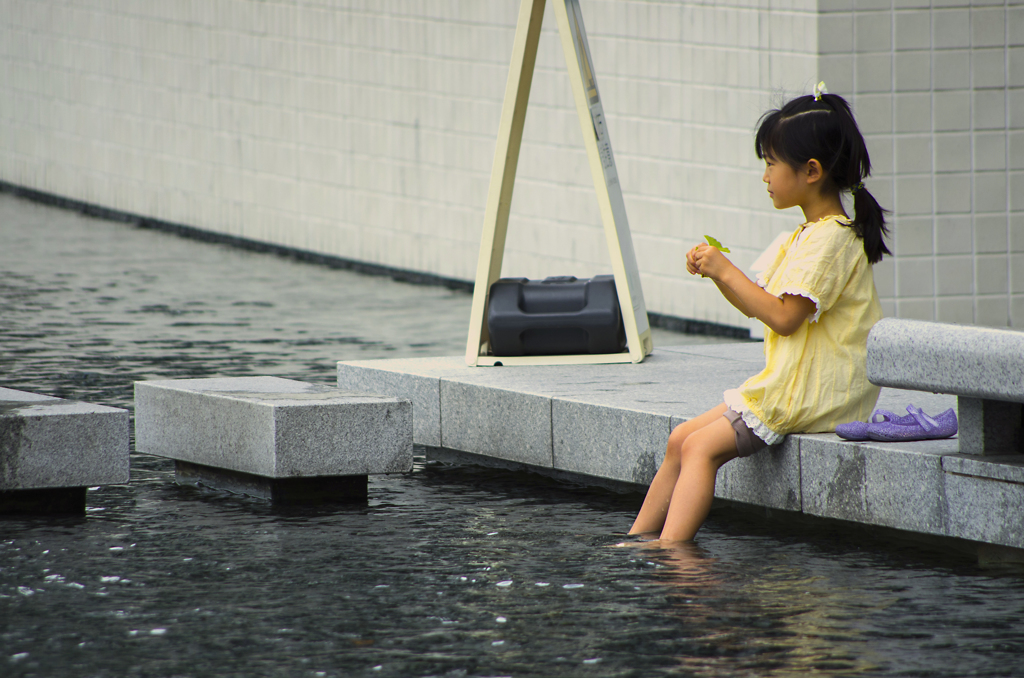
[723,215,883,443]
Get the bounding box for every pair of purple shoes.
[836,405,958,442]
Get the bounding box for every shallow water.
[3,193,1024,678]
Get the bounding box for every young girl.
[629,86,890,543]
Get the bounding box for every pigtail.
[756,91,893,265]
[850,184,890,264]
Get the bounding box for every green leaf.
[704,235,730,253]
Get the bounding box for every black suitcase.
[486,275,626,356]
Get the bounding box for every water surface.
[2,193,1023,678]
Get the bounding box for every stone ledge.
[336,347,1024,551]
[941,455,1024,484]
[944,474,1024,550]
[339,347,956,487]
[798,434,954,537]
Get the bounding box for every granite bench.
[134,376,413,503]
[1,387,129,515]
[867,318,1024,455]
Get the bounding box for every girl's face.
[761,154,809,211]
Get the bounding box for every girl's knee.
[667,423,689,450]
[663,423,690,465]
[679,424,741,470]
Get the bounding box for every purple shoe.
[835,409,915,441]
[865,405,958,442]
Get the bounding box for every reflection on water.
[3,193,1024,677]
[0,194,475,410]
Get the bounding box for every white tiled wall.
[820,0,1022,327]
[0,0,1019,330]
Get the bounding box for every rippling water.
[3,193,1024,678]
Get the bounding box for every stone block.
[135,377,412,483]
[942,455,1024,549]
[800,435,954,536]
[553,400,671,484]
[338,357,465,447]
[438,380,552,467]
[0,388,129,512]
[714,436,802,511]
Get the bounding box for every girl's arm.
[710,279,752,317]
[693,245,815,336]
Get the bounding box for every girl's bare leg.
[659,416,740,542]
[629,404,728,535]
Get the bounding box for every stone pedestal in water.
[134,377,412,502]
[0,387,129,515]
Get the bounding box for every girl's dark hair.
[755,93,891,264]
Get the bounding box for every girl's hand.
[693,243,729,280]
[685,244,701,275]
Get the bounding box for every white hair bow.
[813,81,828,101]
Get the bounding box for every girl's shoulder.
[762,216,860,286]
[805,213,852,231]
[781,215,865,273]
[801,215,859,249]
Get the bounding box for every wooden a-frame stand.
[465,0,653,367]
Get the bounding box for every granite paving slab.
[439,380,553,467]
[553,401,671,484]
[546,354,756,418]
[657,343,768,364]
